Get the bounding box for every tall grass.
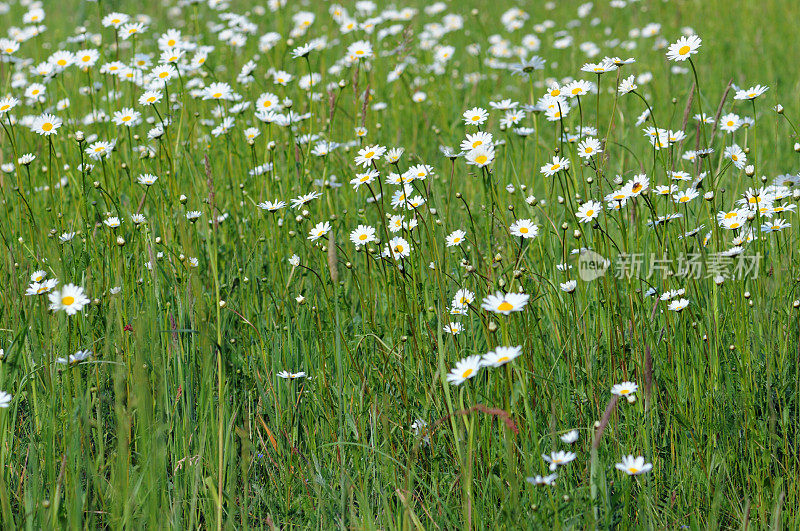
[0,0,799,528]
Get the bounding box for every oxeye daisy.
[102,12,129,28]
[347,40,373,60]
[666,34,701,62]
[540,156,570,177]
[0,96,19,114]
[734,84,769,101]
[673,188,699,204]
[104,217,122,228]
[257,200,286,212]
[618,75,637,95]
[463,107,488,126]
[446,355,482,385]
[384,147,404,164]
[0,391,11,408]
[86,141,115,160]
[383,236,412,260]
[576,201,602,224]
[350,225,376,247]
[75,49,100,68]
[560,430,579,444]
[465,146,495,167]
[354,144,386,167]
[48,284,91,316]
[615,455,653,476]
[119,22,147,40]
[509,219,538,239]
[481,291,530,315]
[203,82,234,101]
[445,230,467,247]
[559,280,577,293]
[724,145,747,169]
[31,113,62,136]
[56,349,93,365]
[611,381,638,398]
[542,451,576,471]
[443,322,464,335]
[481,345,522,367]
[668,298,690,312]
[565,79,594,97]
[152,64,177,83]
[350,169,379,189]
[113,107,141,127]
[452,289,475,308]
[526,474,558,486]
[277,370,307,380]
[137,173,158,186]
[460,132,494,152]
[308,221,332,241]
[577,137,602,159]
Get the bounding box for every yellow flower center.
[62,296,75,305]
[472,141,481,148]
[42,122,53,131]
[159,72,169,78]
[359,234,367,240]
[167,39,176,46]
[122,116,131,121]
[147,97,155,103]
[471,115,480,121]
[678,45,691,55]
[475,155,488,164]
[212,92,222,98]
[572,88,581,94]
[519,227,529,234]
[364,151,375,158]
[585,209,594,217]
[497,357,509,363]
[462,369,473,378]
[57,59,67,66]
[632,184,643,193]
[497,301,513,312]
[628,467,639,474]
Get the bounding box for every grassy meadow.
[1,0,800,528]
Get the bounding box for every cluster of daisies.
[527,382,651,486]
[24,270,90,316]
